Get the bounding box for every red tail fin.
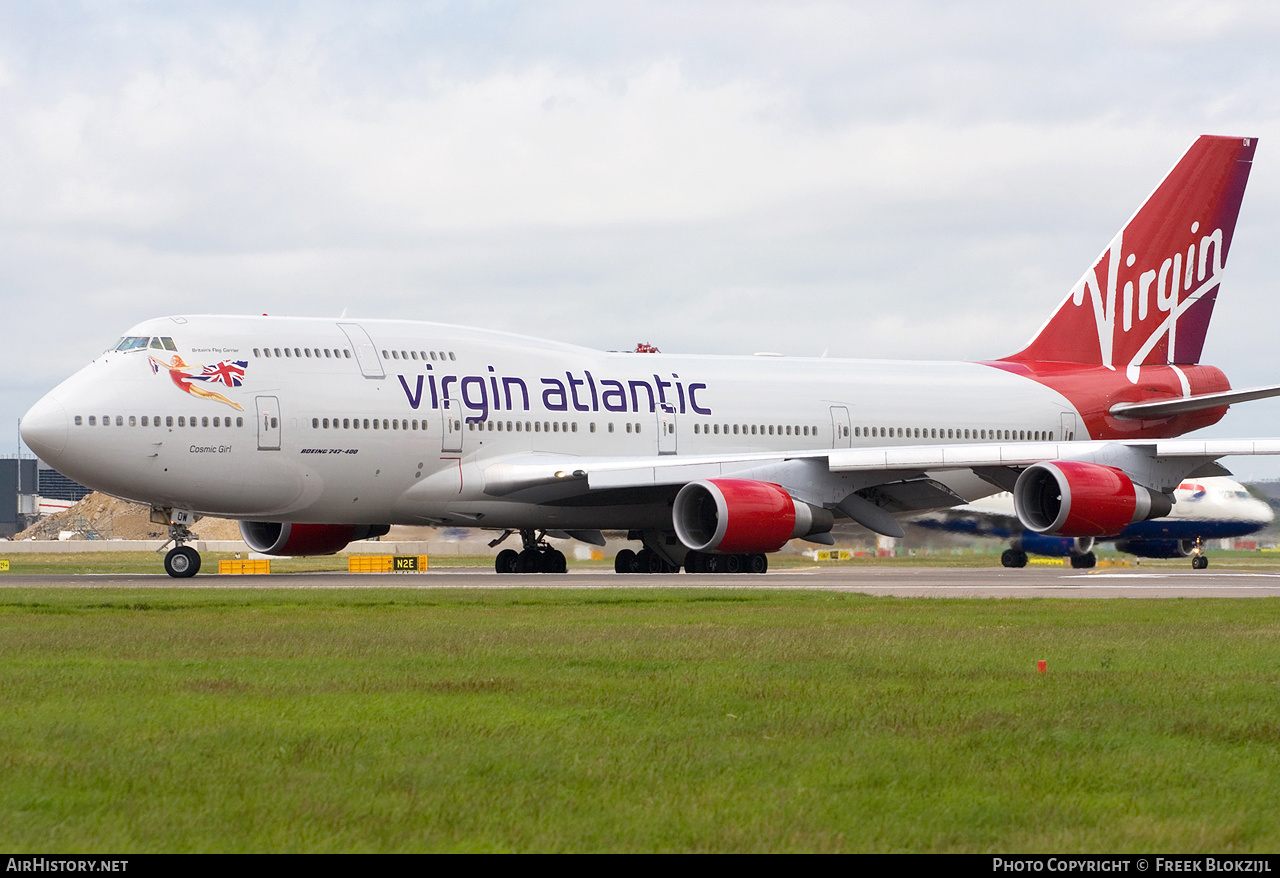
[1002,135,1256,381]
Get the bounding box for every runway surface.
[6,565,1280,597]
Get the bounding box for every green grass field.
[1,586,1278,852]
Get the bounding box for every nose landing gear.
[155,508,202,578]
[1191,538,1208,570]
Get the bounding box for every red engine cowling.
[672,479,833,553]
[1013,461,1173,537]
[239,522,391,556]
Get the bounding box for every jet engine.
[1013,461,1173,538]
[672,478,834,553]
[1113,538,1196,559]
[239,522,392,556]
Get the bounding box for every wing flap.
[858,478,967,513]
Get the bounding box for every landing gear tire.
[1192,554,1209,570]
[615,549,636,574]
[542,549,568,573]
[164,545,201,578]
[1070,552,1097,569]
[687,552,766,573]
[635,548,669,573]
[1001,549,1028,568]
[496,549,519,574]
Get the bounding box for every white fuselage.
[22,315,1088,529]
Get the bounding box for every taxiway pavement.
[5,565,1280,597]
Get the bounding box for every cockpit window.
[149,336,178,351]
[115,337,151,352]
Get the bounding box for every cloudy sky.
[7,1,1280,477]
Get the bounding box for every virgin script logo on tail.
[1072,221,1224,382]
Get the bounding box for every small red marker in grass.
[1037,660,1047,673]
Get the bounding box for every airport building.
[0,457,91,538]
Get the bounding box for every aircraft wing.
[481,437,1280,507]
[476,438,1280,540]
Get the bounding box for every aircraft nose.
[20,395,69,465]
[1257,500,1276,525]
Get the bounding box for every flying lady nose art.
[149,353,248,411]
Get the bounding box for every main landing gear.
[158,518,202,578]
[1001,548,1028,568]
[614,547,679,573]
[682,550,768,574]
[1069,552,1097,569]
[613,548,769,574]
[1000,548,1097,569]
[493,530,568,574]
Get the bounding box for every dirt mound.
[15,493,243,541]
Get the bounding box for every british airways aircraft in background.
[19,135,1280,577]
[911,477,1274,570]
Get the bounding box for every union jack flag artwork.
[193,359,248,387]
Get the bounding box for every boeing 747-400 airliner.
[20,135,1280,576]
[912,477,1274,569]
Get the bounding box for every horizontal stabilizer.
[1109,383,1280,419]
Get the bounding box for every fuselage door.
[830,406,851,448]
[657,404,677,455]
[256,396,281,451]
[441,399,463,453]
[1060,412,1078,442]
[337,323,385,379]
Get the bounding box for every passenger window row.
[468,420,579,433]
[854,426,1056,441]
[381,349,456,362]
[255,347,351,359]
[253,346,460,363]
[312,418,425,431]
[74,415,244,428]
[694,423,817,436]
